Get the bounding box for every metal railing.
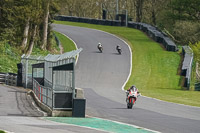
[0,72,6,84]
[182,46,193,89]
[6,74,17,86]
[0,72,17,86]
[33,79,53,108]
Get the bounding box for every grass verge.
[53,31,76,52]
[54,20,200,107]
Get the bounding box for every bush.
[174,21,200,45]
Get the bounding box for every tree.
[134,0,145,22]
[41,0,50,50]
[143,0,167,25]
[169,0,200,22]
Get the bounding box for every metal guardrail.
[33,79,53,108]
[6,74,17,86]
[181,46,193,89]
[0,72,6,84]
[0,72,17,86]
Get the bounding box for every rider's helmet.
[129,85,136,91]
[116,45,121,49]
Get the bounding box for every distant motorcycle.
[98,43,103,53]
[116,45,121,55]
[117,49,121,54]
[126,86,140,109]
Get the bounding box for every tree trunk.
[27,25,37,56]
[41,0,50,50]
[21,18,30,51]
[135,0,144,22]
[152,9,156,25]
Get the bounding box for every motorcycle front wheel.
[127,98,133,109]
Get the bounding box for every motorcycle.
[117,49,122,54]
[97,43,103,53]
[98,46,103,53]
[126,89,140,109]
[116,45,121,55]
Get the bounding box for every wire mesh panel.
[21,54,45,88]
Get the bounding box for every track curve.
[53,24,200,133]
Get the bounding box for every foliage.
[165,0,200,45]
[0,41,20,73]
[173,21,200,45]
[0,0,60,55]
[168,0,200,22]
[189,41,200,62]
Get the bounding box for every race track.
[53,24,200,133]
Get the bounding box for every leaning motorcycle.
[117,49,122,54]
[126,90,139,109]
[98,46,103,53]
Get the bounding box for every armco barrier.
[181,46,193,89]
[0,72,17,86]
[127,22,177,52]
[0,72,6,84]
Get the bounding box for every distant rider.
[126,85,140,101]
[98,42,102,49]
[116,45,121,51]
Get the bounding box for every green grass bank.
[54,20,200,107]
[53,31,76,52]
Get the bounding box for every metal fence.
[0,72,17,86]
[33,79,53,108]
[21,54,45,89]
[0,72,6,84]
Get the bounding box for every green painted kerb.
[45,117,155,133]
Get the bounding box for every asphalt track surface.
[0,85,107,133]
[53,24,200,133]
